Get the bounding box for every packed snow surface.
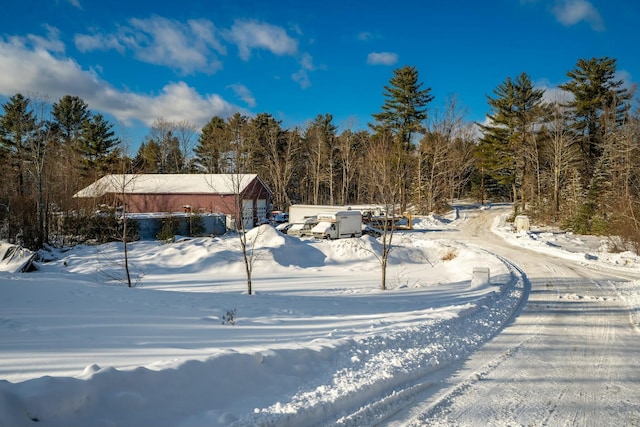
[1,206,639,426]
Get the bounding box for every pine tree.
[226,113,250,172]
[477,72,545,213]
[370,65,433,149]
[559,57,631,176]
[0,94,36,196]
[80,114,119,175]
[247,113,280,182]
[194,116,228,173]
[50,95,92,212]
[51,95,91,146]
[560,57,632,231]
[132,141,161,173]
[370,65,433,211]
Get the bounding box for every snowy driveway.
[382,208,640,426]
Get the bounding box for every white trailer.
[288,204,383,225]
[288,205,343,225]
[311,210,363,239]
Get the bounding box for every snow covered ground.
[1,205,638,427]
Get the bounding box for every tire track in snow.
[399,216,640,427]
[328,253,529,427]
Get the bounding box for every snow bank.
[5,207,637,426]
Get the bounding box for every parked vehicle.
[288,205,343,225]
[271,211,289,224]
[287,216,318,238]
[311,211,362,239]
[288,204,383,225]
[275,222,294,234]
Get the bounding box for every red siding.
[108,177,271,227]
[120,193,231,214]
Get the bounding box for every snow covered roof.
[73,174,262,198]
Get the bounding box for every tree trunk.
[123,216,132,288]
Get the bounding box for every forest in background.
[1,56,639,253]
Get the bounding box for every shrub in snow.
[440,249,457,261]
[222,308,237,326]
[157,216,180,242]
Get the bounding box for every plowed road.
[383,207,640,426]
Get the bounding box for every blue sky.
[1,0,638,150]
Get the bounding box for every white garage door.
[256,199,267,222]
[242,199,253,229]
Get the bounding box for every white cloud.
[291,69,310,89]
[24,25,65,53]
[366,52,398,66]
[120,81,238,127]
[290,52,318,89]
[535,79,574,105]
[224,19,298,60]
[0,34,241,129]
[227,84,256,108]
[74,33,124,53]
[75,16,226,75]
[74,16,307,85]
[534,70,637,107]
[299,52,314,71]
[551,0,605,31]
[615,69,636,92]
[2,16,316,126]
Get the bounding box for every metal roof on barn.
[73,174,263,198]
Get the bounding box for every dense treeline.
[1,57,639,252]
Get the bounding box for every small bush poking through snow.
[441,249,458,261]
[222,308,237,326]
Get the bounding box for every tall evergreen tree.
[193,116,228,173]
[50,95,92,212]
[51,95,91,146]
[370,65,433,149]
[226,112,250,172]
[477,72,545,213]
[0,94,36,196]
[132,141,161,173]
[559,57,632,231]
[80,114,120,175]
[246,113,275,177]
[559,57,631,175]
[370,65,433,211]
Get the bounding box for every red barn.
[73,174,272,229]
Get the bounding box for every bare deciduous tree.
[265,126,299,211]
[212,173,267,295]
[419,96,475,213]
[364,131,403,290]
[336,129,358,206]
[174,120,198,172]
[149,118,182,173]
[542,100,580,221]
